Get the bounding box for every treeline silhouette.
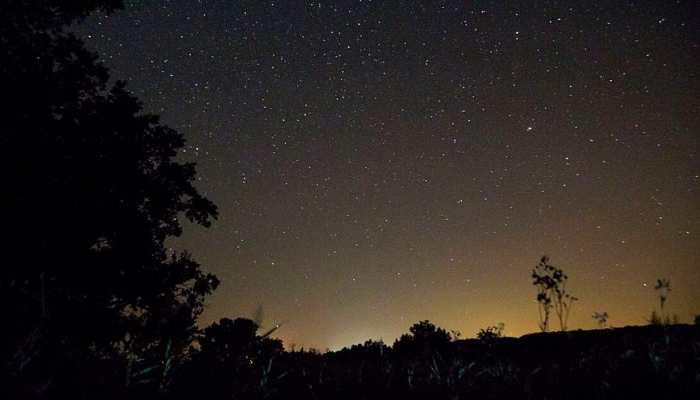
[2,2,699,399]
[174,321,697,400]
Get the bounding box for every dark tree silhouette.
[532,256,578,332]
[171,318,284,400]
[393,320,452,359]
[1,1,218,398]
[200,318,261,359]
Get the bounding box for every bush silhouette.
[477,323,505,342]
[592,311,609,328]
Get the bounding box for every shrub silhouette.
[592,311,609,328]
[477,323,505,342]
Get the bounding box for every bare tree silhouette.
[532,256,578,332]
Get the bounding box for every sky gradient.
[78,0,699,350]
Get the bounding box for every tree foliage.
[1,1,218,397]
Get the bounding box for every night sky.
[77,0,699,350]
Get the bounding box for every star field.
[78,0,699,350]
